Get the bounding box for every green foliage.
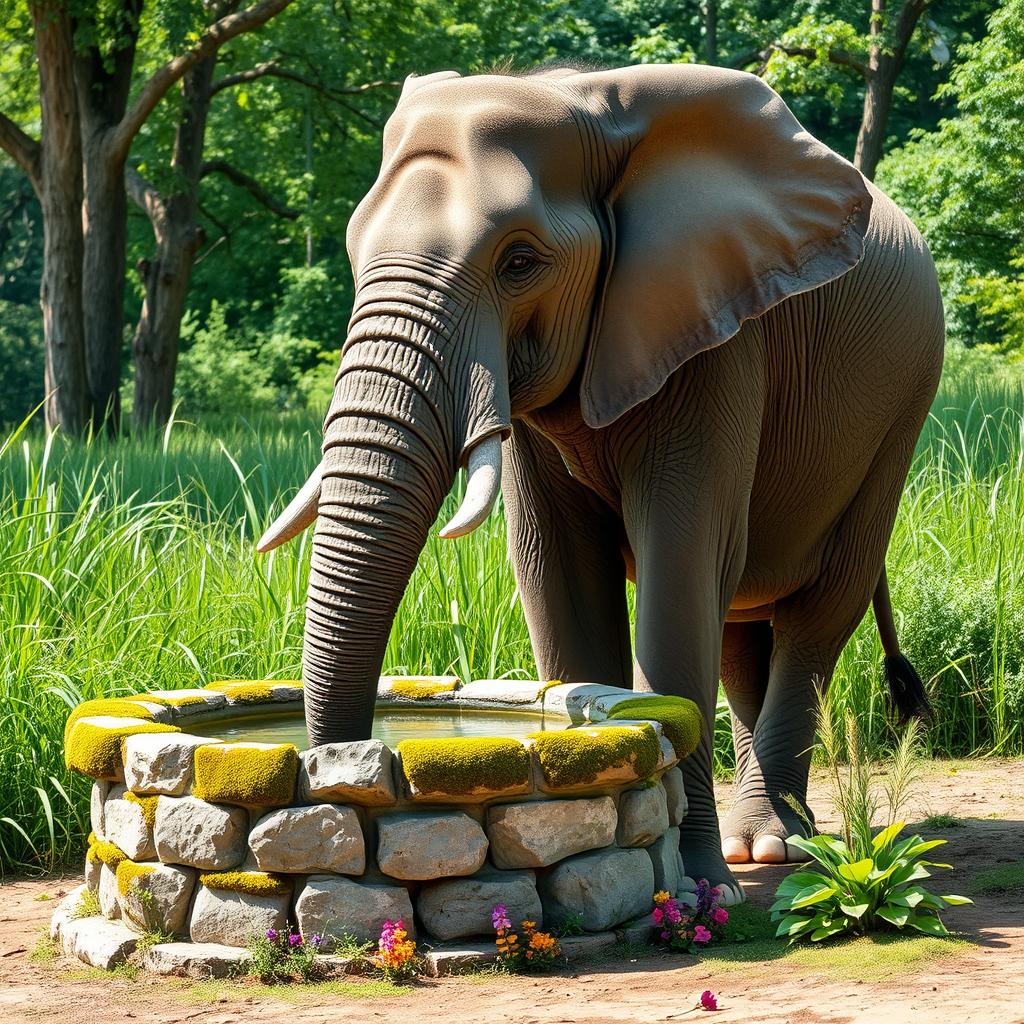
[879,0,1024,350]
[244,928,323,984]
[771,708,971,943]
[70,887,101,920]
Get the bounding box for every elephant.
[258,62,944,897]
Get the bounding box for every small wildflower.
[711,907,729,925]
[266,928,278,941]
[492,904,512,931]
[700,990,718,1010]
[654,890,671,904]
[694,925,712,944]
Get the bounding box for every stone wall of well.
[56,678,703,968]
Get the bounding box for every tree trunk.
[131,57,215,430]
[853,0,929,180]
[32,1,88,433]
[704,0,719,65]
[74,0,142,433]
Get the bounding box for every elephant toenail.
[751,835,787,863]
[722,836,750,863]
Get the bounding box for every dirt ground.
[2,760,1022,1024]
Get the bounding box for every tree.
[879,0,1024,348]
[0,0,295,433]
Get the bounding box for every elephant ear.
[575,65,872,429]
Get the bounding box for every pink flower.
[652,907,664,925]
[693,925,712,944]
[491,904,511,931]
[712,907,729,925]
[700,990,717,1011]
[666,906,683,925]
[288,932,302,947]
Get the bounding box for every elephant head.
[258,64,871,744]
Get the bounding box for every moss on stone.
[192,742,299,806]
[143,692,208,707]
[388,677,459,700]
[398,736,531,796]
[529,725,660,789]
[89,838,129,871]
[115,860,156,898]
[63,698,158,743]
[205,680,302,704]
[199,869,292,897]
[123,790,159,829]
[605,697,703,759]
[65,717,181,779]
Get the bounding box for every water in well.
[188,706,569,749]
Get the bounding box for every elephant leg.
[503,421,631,685]
[719,620,774,863]
[725,420,922,864]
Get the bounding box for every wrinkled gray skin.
[260,64,944,896]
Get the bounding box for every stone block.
[123,733,220,796]
[538,847,654,932]
[118,862,196,936]
[144,689,228,714]
[143,941,248,979]
[376,811,487,880]
[85,854,102,893]
[295,874,415,947]
[616,786,670,847]
[660,767,687,826]
[422,941,498,977]
[486,796,617,868]
[299,740,396,806]
[49,885,87,942]
[248,804,365,875]
[98,863,121,920]
[90,781,108,840]
[417,870,541,941]
[647,827,685,896]
[61,917,138,969]
[188,885,288,947]
[103,785,156,860]
[154,795,248,870]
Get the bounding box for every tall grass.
[2,364,1023,873]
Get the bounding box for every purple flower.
[288,933,302,947]
[491,904,512,931]
[266,929,278,941]
[310,934,322,946]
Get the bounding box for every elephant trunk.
[301,281,509,744]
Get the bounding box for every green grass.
[921,814,964,829]
[970,862,1024,896]
[2,355,1024,872]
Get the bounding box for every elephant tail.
[872,568,932,725]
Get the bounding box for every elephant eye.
[499,245,543,286]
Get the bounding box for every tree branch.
[0,111,42,191]
[124,166,167,224]
[757,43,872,80]
[201,159,300,219]
[108,0,297,166]
[210,61,397,97]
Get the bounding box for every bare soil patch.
[2,759,1022,1024]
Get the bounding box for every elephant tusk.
[256,463,323,552]
[438,433,503,539]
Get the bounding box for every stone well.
[54,677,709,974]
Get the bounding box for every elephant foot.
[721,793,813,865]
[679,833,746,907]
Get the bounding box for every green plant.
[243,927,324,984]
[69,888,101,920]
[554,911,585,938]
[771,709,972,942]
[922,814,963,829]
[970,862,1024,896]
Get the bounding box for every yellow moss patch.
[115,860,156,898]
[89,838,129,871]
[64,699,158,744]
[199,869,292,897]
[143,692,208,708]
[205,680,302,704]
[192,742,299,806]
[65,717,181,779]
[398,737,531,796]
[529,725,660,789]
[606,697,703,759]
[123,790,159,829]
[387,677,460,700]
